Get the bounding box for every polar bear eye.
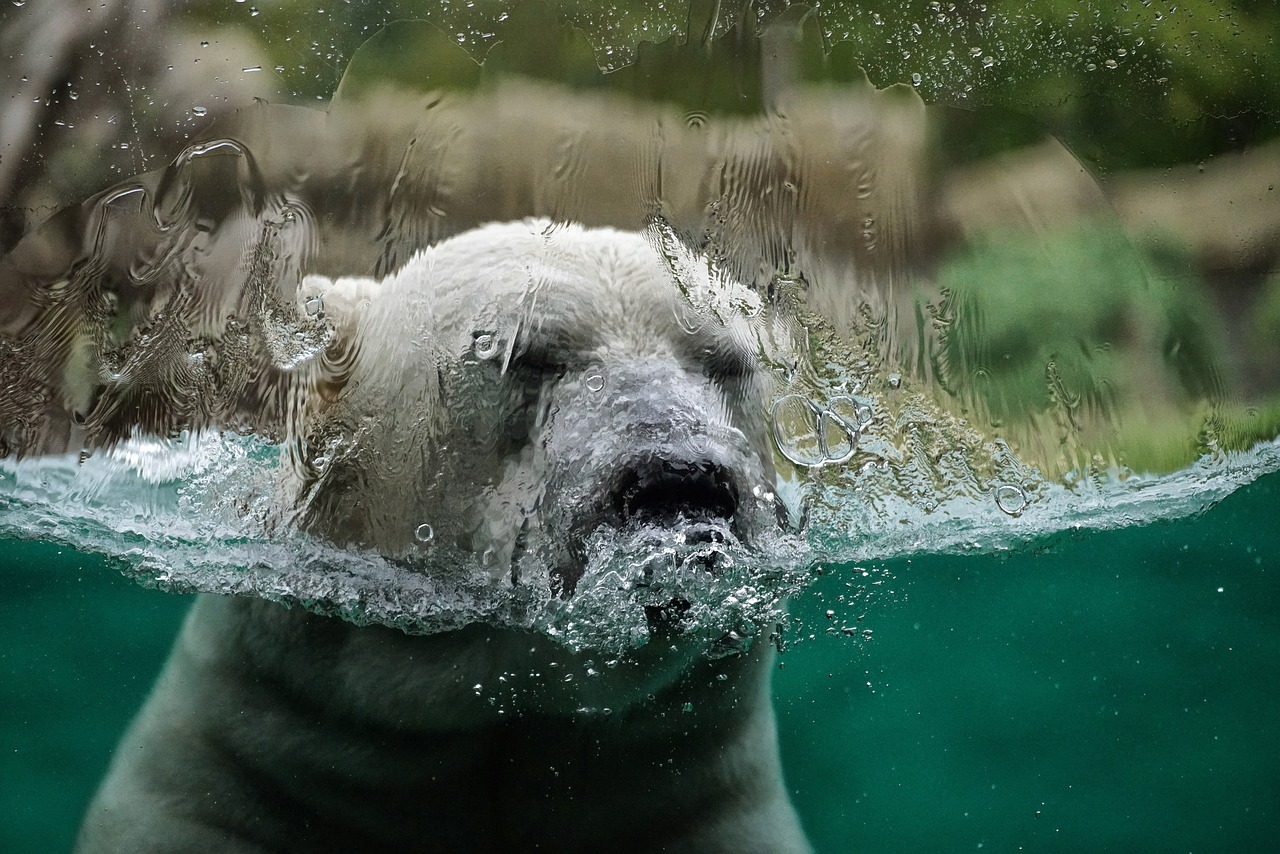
[510,358,568,387]
[698,341,756,383]
[507,335,571,377]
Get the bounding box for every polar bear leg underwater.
[75,222,811,853]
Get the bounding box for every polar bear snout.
[543,362,774,552]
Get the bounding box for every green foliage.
[934,226,1157,423]
[812,0,1280,170]
[931,226,1280,472]
[182,1,1276,168]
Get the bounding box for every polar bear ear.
[295,273,385,415]
[299,273,381,339]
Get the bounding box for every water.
[777,471,1280,852]
[4,473,1278,852]
[2,2,1278,851]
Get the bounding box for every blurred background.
[2,1,1278,851]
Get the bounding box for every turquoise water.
[4,471,1276,853]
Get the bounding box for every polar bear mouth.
[612,460,740,532]
[546,457,753,597]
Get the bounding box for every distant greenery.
[188,0,1278,170]
[930,226,1280,473]
[811,0,1280,171]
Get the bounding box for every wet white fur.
[76,222,810,853]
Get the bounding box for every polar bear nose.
[612,459,740,526]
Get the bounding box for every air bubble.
[585,372,605,392]
[993,485,1029,516]
[818,407,859,465]
[303,296,323,316]
[771,394,824,467]
[473,332,499,359]
[414,523,434,544]
[828,395,872,428]
[888,374,902,389]
[687,432,710,454]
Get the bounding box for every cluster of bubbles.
[540,514,809,656]
[770,394,874,468]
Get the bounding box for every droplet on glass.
[414,523,434,544]
[191,105,208,117]
[818,406,859,465]
[473,332,498,360]
[993,485,1029,516]
[304,296,323,317]
[771,394,824,467]
[585,372,605,392]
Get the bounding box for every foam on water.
[3,430,1277,654]
[0,433,810,655]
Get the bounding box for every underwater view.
[2,0,1278,851]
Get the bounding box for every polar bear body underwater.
[75,221,811,853]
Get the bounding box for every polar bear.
[74,221,811,853]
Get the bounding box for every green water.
[3,472,1278,853]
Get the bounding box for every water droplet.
[687,431,710,454]
[473,332,498,359]
[994,484,1028,516]
[818,406,859,465]
[887,374,902,389]
[303,296,323,317]
[585,372,605,392]
[191,105,208,117]
[771,394,824,467]
[414,523,434,544]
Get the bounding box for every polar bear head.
[288,221,785,603]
